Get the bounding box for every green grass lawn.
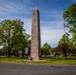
[0,55,76,65]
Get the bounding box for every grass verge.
[0,55,76,65]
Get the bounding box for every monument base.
[28,56,41,61]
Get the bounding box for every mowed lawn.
[0,55,76,65]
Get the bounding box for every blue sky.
[0,0,76,47]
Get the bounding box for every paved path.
[0,62,76,75]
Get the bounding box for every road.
[0,62,76,75]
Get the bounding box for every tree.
[63,3,76,49]
[63,3,76,26]
[58,34,69,45]
[58,34,69,58]
[56,43,68,58]
[17,33,30,57]
[42,42,51,55]
[12,33,30,57]
[0,19,29,57]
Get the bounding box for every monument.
[31,8,41,61]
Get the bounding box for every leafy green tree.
[58,34,69,58]
[0,19,29,57]
[42,42,51,55]
[63,3,76,49]
[18,33,30,57]
[58,34,69,45]
[63,3,76,27]
[50,48,55,53]
[12,33,29,57]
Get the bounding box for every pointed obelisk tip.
[33,7,39,11]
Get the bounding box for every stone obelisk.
[31,8,41,61]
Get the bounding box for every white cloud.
[40,19,70,47]
[22,18,65,47]
[0,0,32,17]
[41,26,64,47]
[22,18,32,34]
[41,20,64,29]
[0,0,71,48]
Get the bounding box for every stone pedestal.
[31,8,41,61]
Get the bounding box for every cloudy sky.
[0,0,76,47]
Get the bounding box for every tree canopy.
[63,3,76,49]
[0,19,30,57]
[63,3,76,27]
[58,34,69,45]
[42,42,51,55]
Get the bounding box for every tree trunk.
[8,50,11,57]
[22,50,24,57]
[64,49,67,59]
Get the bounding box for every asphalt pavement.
[0,62,76,75]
